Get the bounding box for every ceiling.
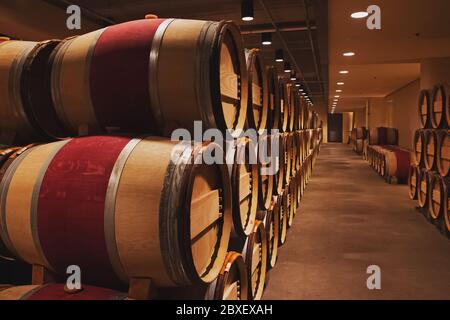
[0,0,329,105]
[329,0,450,112]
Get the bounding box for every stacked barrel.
[0,17,322,300]
[409,85,449,238]
[365,127,411,184]
[350,127,368,155]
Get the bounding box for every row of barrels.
[418,85,450,129]
[413,129,449,177]
[0,18,318,146]
[0,130,322,300]
[366,145,411,184]
[409,166,450,237]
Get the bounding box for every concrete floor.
[264,143,450,300]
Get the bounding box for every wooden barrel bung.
[0,136,231,287]
[0,40,66,144]
[418,169,430,208]
[208,251,249,300]
[51,19,248,137]
[278,78,289,132]
[258,135,275,210]
[266,66,280,131]
[431,84,448,129]
[436,130,450,177]
[418,89,431,129]
[242,220,267,300]
[428,174,446,221]
[413,129,426,166]
[408,165,420,200]
[245,49,268,134]
[424,130,437,170]
[0,284,127,300]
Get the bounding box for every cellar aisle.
[264,143,450,300]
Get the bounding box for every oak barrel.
[266,66,280,131]
[227,138,258,236]
[278,78,289,132]
[0,284,126,300]
[245,49,268,134]
[0,136,231,287]
[428,175,448,221]
[278,195,287,246]
[242,220,267,300]
[0,40,65,144]
[413,129,426,166]
[408,165,419,200]
[207,251,249,300]
[436,130,449,177]
[424,130,437,170]
[418,89,431,129]
[418,169,430,208]
[256,207,279,270]
[51,19,248,137]
[430,84,448,129]
[257,134,275,210]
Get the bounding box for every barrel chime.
[409,85,449,238]
[0,17,322,300]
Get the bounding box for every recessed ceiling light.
[343,52,355,57]
[351,11,369,19]
[339,70,349,74]
[295,84,301,87]
[334,95,340,98]
[299,89,304,92]
[336,89,342,93]
[337,82,344,85]
[275,49,284,62]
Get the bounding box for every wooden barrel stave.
[436,130,449,177]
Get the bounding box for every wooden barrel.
[256,207,279,270]
[246,49,268,134]
[287,179,297,228]
[382,146,411,183]
[227,138,258,236]
[294,131,302,170]
[207,251,249,300]
[424,130,437,170]
[286,83,296,132]
[413,129,426,166]
[274,133,285,195]
[430,84,448,129]
[436,130,450,177]
[278,195,287,246]
[257,135,274,210]
[0,284,127,300]
[409,165,420,200]
[355,127,367,140]
[418,89,431,129]
[51,19,248,137]
[243,220,267,300]
[0,136,231,287]
[0,40,66,144]
[418,169,431,208]
[428,175,449,221]
[444,180,450,235]
[278,78,289,132]
[282,133,292,185]
[355,139,364,154]
[288,132,297,178]
[266,66,280,131]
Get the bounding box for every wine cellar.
[0,0,449,302]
